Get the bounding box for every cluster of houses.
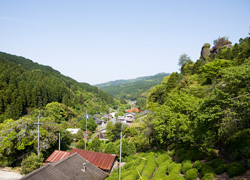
[20,108,154,180]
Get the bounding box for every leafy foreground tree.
[21,152,44,175]
[0,115,72,167]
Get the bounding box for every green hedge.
[140,154,157,180]
[201,164,214,176]
[165,174,185,180]
[185,168,198,180]
[181,160,192,174]
[106,169,118,180]
[124,158,141,170]
[201,173,215,180]
[122,159,147,180]
[210,158,224,168]
[152,159,172,180]
[156,153,170,166]
[168,162,182,175]
[215,164,227,175]
[227,162,245,178]
[193,160,202,171]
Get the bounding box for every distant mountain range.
[96,73,170,100]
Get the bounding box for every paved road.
[0,170,22,180]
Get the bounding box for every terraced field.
[106,149,246,180]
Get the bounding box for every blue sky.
[0,0,249,85]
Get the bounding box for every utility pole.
[118,105,123,180]
[34,111,42,156]
[85,111,88,151]
[119,131,122,180]
[59,132,61,151]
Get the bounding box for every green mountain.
[0,52,114,121]
[96,73,170,100]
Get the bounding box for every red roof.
[126,108,139,113]
[69,148,116,171]
[45,150,70,163]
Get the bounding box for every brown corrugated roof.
[69,148,116,171]
[45,150,70,163]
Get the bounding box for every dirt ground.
[214,170,250,180]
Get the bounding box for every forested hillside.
[146,35,250,164]
[0,52,114,122]
[105,34,250,180]
[97,73,169,100]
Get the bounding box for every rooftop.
[45,150,70,163]
[21,153,108,180]
[69,148,116,171]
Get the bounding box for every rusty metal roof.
[45,150,70,163]
[69,148,116,171]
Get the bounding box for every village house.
[124,112,136,125]
[45,148,117,174]
[21,153,108,180]
[66,128,81,134]
[69,149,117,173]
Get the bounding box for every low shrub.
[210,158,224,168]
[166,174,185,180]
[141,154,157,180]
[123,159,147,180]
[201,173,215,180]
[105,169,118,180]
[193,160,202,171]
[215,164,227,175]
[185,168,198,180]
[152,160,172,180]
[227,162,245,178]
[121,170,133,179]
[124,158,141,170]
[156,153,170,166]
[201,164,214,176]
[168,163,182,175]
[181,160,192,174]
[122,171,138,180]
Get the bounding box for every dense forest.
[0,52,114,122]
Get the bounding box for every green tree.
[80,116,97,132]
[21,152,44,174]
[105,142,117,154]
[106,122,127,142]
[88,138,102,152]
[178,53,193,68]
